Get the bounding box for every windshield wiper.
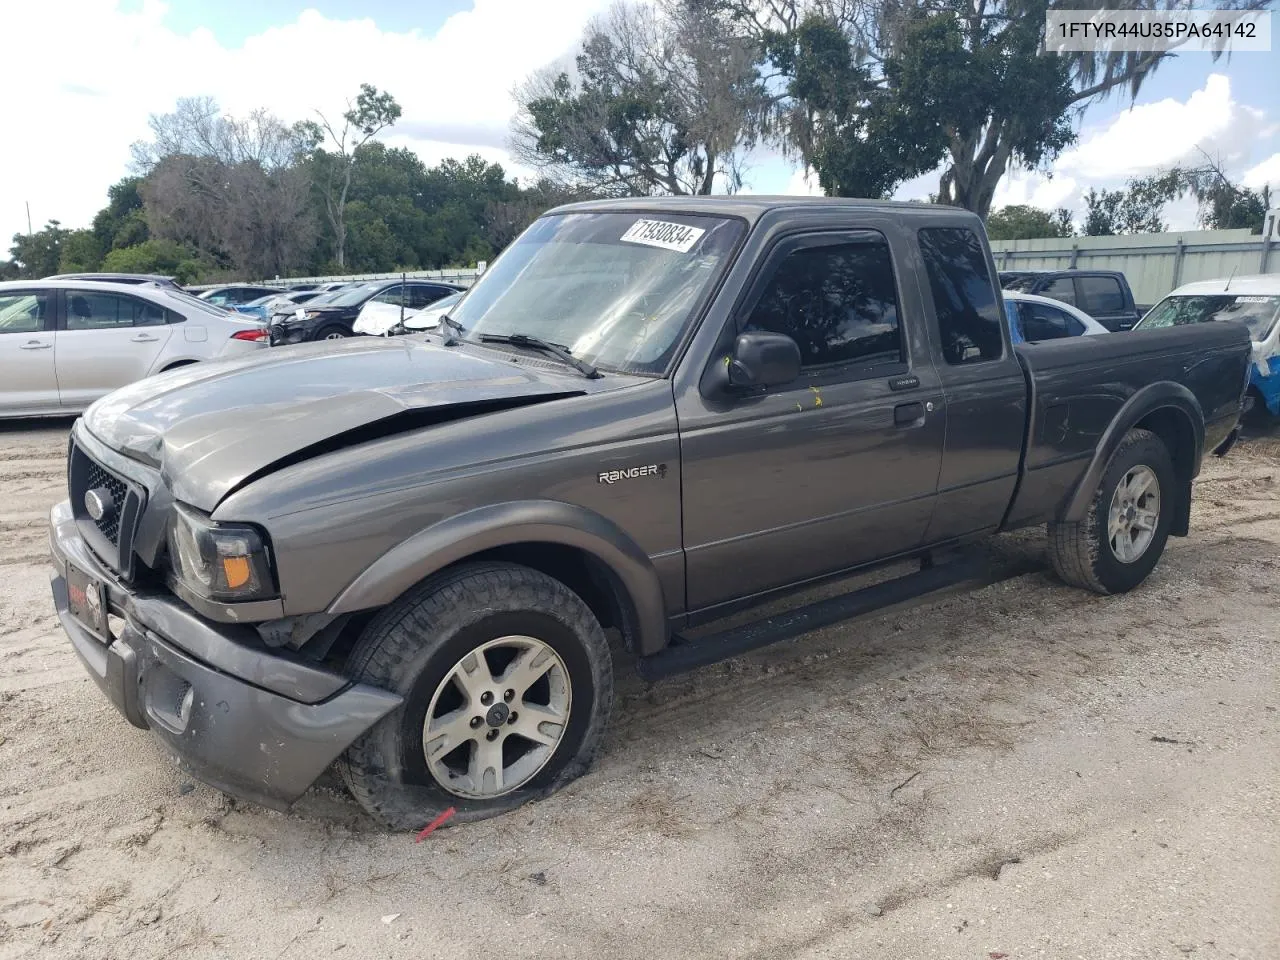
[479,333,601,379]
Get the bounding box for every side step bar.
[637,556,991,682]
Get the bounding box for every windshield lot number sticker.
[620,219,705,253]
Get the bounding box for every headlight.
[167,504,276,603]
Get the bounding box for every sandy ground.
[0,419,1277,960]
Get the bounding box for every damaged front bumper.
[48,499,401,810]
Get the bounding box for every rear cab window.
[918,227,1005,364]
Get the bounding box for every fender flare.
[327,500,669,656]
[1061,381,1204,525]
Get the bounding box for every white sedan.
[1003,291,1110,343]
[0,279,268,418]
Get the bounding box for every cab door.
[55,289,173,409]
[676,227,946,613]
[0,289,58,415]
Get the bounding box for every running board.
[637,556,991,682]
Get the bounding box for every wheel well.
[1133,407,1196,536]
[454,543,640,652]
[161,359,198,371]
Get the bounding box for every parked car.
[1000,269,1142,331]
[43,272,183,290]
[0,280,267,417]
[234,290,321,321]
[197,284,283,307]
[270,279,463,343]
[1134,275,1280,423]
[353,291,466,336]
[1004,291,1110,343]
[48,198,1249,828]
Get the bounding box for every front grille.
[69,442,146,579]
[84,461,128,545]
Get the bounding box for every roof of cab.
[1169,275,1280,297]
[547,195,983,225]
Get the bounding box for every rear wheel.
[1048,428,1175,595]
[339,562,614,827]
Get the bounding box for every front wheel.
[1048,428,1175,595]
[339,563,614,827]
[315,325,348,341]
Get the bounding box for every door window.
[1017,302,1085,341]
[372,285,407,307]
[1077,276,1124,313]
[66,291,166,330]
[1040,276,1077,306]
[918,227,1004,364]
[742,236,904,370]
[0,292,51,333]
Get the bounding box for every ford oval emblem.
[84,488,112,522]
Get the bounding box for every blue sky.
[6,2,1280,245]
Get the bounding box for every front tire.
[1048,428,1175,595]
[339,563,614,828]
[315,324,348,341]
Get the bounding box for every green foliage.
[92,177,150,252]
[985,205,1074,241]
[58,230,104,273]
[7,221,69,278]
[101,239,206,285]
[1082,176,1172,235]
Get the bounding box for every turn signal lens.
[221,556,251,589]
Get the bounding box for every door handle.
[893,401,925,425]
[20,340,52,350]
[131,334,159,343]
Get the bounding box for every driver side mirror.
[728,331,802,389]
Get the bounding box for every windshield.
[1137,294,1280,342]
[448,212,745,375]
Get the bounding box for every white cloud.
[2,0,613,245]
[985,74,1274,230]
[1057,74,1265,180]
[1243,152,1280,191]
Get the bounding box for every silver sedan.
[0,279,268,417]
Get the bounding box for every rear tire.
[1048,428,1175,595]
[339,562,614,828]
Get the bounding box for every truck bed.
[1004,321,1251,530]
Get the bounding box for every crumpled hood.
[83,337,586,510]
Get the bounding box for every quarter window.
[743,237,904,370]
[918,227,1004,364]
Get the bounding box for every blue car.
[234,290,320,321]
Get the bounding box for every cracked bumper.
[48,499,401,810]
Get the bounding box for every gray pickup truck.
[49,198,1250,827]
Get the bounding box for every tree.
[101,239,206,285]
[133,99,318,278]
[58,230,104,273]
[7,221,69,278]
[728,0,1272,214]
[298,84,402,268]
[1160,151,1272,232]
[512,0,768,196]
[1082,172,1176,235]
[985,205,1074,240]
